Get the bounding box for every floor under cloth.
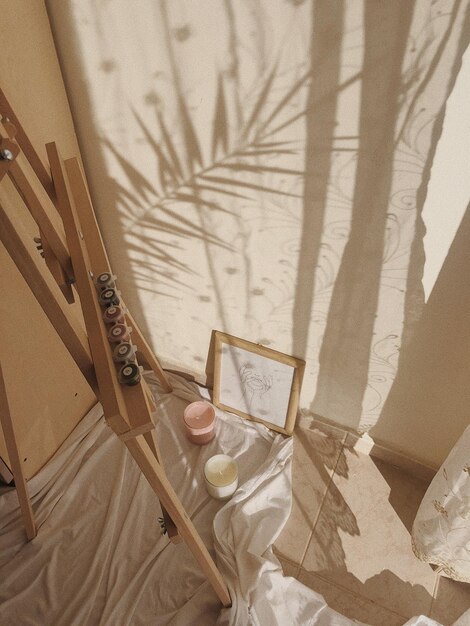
[0,373,467,626]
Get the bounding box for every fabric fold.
[0,373,459,625]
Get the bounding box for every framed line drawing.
[212,331,305,436]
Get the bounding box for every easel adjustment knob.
[0,148,14,161]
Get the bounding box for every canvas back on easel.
[0,3,96,481]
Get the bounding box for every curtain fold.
[412,425,470,583]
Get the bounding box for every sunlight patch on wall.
[422,45,470,302]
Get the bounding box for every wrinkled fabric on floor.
[0,373,461,626]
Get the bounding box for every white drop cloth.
[0,373,463,625]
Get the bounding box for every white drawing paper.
[219,344,295,428]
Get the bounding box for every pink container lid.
[183,401,215,436]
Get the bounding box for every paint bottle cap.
[95,272,116,288]
[99,288,120,306]
[103,305,125,323]
[118,362,141,386]
[108,323,130,342]
[112,342,137,362]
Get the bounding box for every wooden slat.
[0,188,95,388]
[54,162,131,431]
[0,87,54,197]
[61,155,109,270]
[1,123,72,280]
[63,155,172,392]
[143,379,157,412]
[8,156,72,277]
[49,143,132,426]
[126,310,173,393]
[62,155,154,435]
[126,435,231,607]
[62,152,179,541]
[0,127,72,299]
[1,117,17,140]
[0,364,36,540]
[46,142,74,230]
[39,226,74,304]
[2,124,226,602]
[63,155,169,411]
[142,428,180,543]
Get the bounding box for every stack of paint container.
[95,271,141,386]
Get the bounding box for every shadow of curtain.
[312,1,415,428]
[370,204,470,468]
[296,431,434,621]
[46,1,156,344]
[398,0,468,351]
[292,0,344,359]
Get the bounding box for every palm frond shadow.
[102,64,311,299]
[148,63,308,201]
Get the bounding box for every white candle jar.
[204,454,238,500]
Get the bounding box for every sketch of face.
[239,362,273,399]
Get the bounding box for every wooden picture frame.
[212,331,305,436]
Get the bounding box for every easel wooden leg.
[126,310,173,393]
[143,380,157,412]
[0,364,36,540]
[125,435,231,607]
[54,146,183,547]
[48,145,173,394]
[64,154,172,392]
[142,428,181,544]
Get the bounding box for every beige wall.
[371,47,470,469]
[0,0,95,479]
[371,206,470,469]
[47,0,470,469]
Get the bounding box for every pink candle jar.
[183,401,216,445]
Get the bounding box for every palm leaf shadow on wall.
[104,0,312,331]
[298,0,470,431]
[99,0,470,433]
[306,1,416,427]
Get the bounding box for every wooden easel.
[0,92,231,607]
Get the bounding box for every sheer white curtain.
[412,426,470,583]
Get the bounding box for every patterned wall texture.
[48,0,470,432]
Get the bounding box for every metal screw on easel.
[158,516,168,536]
[0,148,13,161]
